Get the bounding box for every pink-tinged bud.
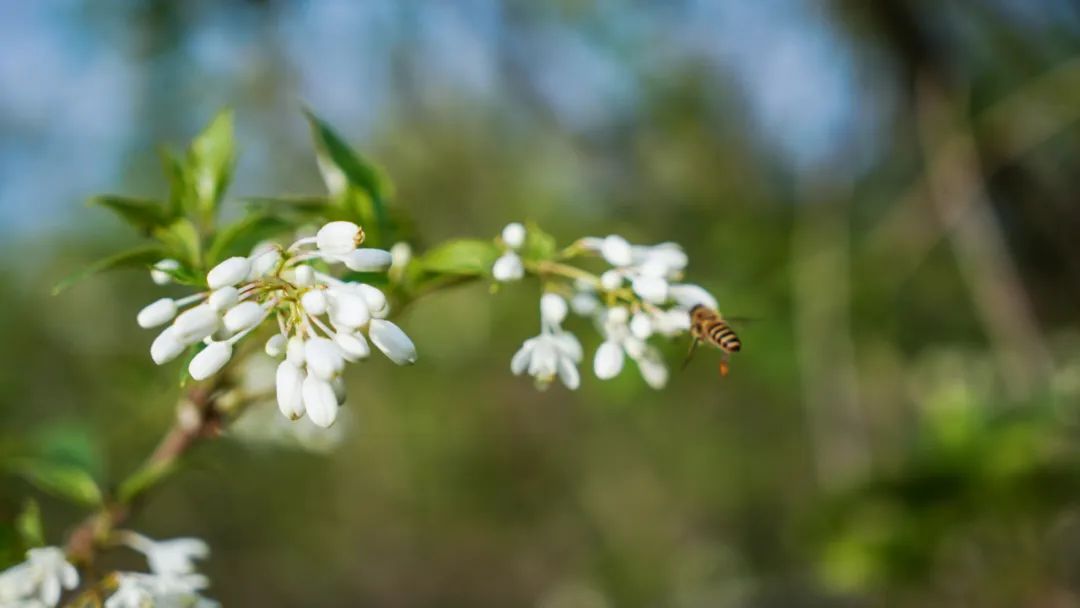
[329,292,370,329]
[188,342,232,381]
[223,301,264,334]
[343,248,392,272]
[276,361,305,420]
[302,374,339,428]
[208,286,239,312]
[301,290,328,316]
[316,221,363,256]
[304,337,344,380]
[334,332,370,362]
[207,257,251,289]
[137,298,177,328]
[368,319,417,365]
[173,305,220,344]
[151,327,186,364]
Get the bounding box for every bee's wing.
[681,338,700,370]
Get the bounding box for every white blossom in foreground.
[511,294,582,390]
[107,533,218,608]
[0,547,78,607]
[138,221,416,428]
[496,224,718,390]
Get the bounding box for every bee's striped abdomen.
[708,322,741,353]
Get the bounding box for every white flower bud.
[293,264,315,287]
[368,319,417,365]
[594,341,625,379]
[302,373,339,428]
[492,252,524,282]
[601,235,633,266]
[606,305,630,326]
[632,275,669,304]
[354,284,388,315]
[343,248,393,272]
[334,332,371,362]
[207,286,239,312]
[151,259,180,285]
[640,259,669,278]
[643,243,688,271]
[600,270,623,291]
[630,312,654,339]
[248,248,281,279]
[316,221,363,255]
[276,361,305,420]
[151,326,186,364]
[173,305,220,344]
[137,298,177,328]
[557,357,580,390]
[329,292,370,329]
[654,309,691,336]
[390,241,412,273]
[669,284,718,311]
[188,342,233,381]
[501,222,526,249]
[304,336,344,380]
[301,290,328,316]
[570,293,600,316]
[637,351,669,389]
[287,336,306,366]
[265,333,287,357]
[207,257,251,289]
[223,301,264,333]
[540,293,568,326]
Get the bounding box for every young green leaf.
[154,218,203,271]
[14,499,44,548]
[207,213,290,265]
[52,245,165,295]
[7,458,103,508]
[421,239,501,275]
[521,222,557,261]
[88,195,173,235]
[159,147,192,218]
[187,109,236,222]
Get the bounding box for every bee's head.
[689,304,704,316]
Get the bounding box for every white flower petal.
[631,275,669,304]
[188,342,232,381]
[151,259,180,285]
[540,293,568,326]
[343,248,392,272]
[599,269,623,291]
[304,337,344,380]
[334,332,371,362]
[264,334,286,358]
[601,235,633,266]
[629,312,654,340]
[329,292,370,330]
[151,327,186,365]
[492,252,524,282]
[669,284,718,310]
[302,374,339,428]
[556,357,580,390]
[594,341,625,379]
[293,265,315,287]
[636,350,669,389]
[207,257,251,289]
[173,305,221,344]
[300,290,328,316]
[553,331,583,363]
[137,298,178,329]
[570,292,600,316]
[248,248,281,280]
[510,339,536,375]
[286,336,306,366]
[368,319,417,365]
[354,284,388,314]
[316,221,362,256]
[207,286,239,312]
[501,222,526,249]
[222,301,264,334]
[276,361,305,420]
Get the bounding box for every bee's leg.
[681,338,700,370]
[718,352,730,377]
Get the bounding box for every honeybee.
[684,304,742,377]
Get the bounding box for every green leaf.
[521,222,557,261]
[207,213,290,265]
[52,245,165,295]
[154,219,203,270]
[15,500,44,548]
[303,109,390,240]
[8,458,103,507]
[421,239,501,276]
[187,109,236,221]
[159,147,191,218]
[88,195,173,235]
[242,195,331,215]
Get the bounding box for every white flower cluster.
[0,547,78,607]
[106,533,217,608]
[139,221,417,428]
[495,225,717,390]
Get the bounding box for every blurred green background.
[3,1,1080,606]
